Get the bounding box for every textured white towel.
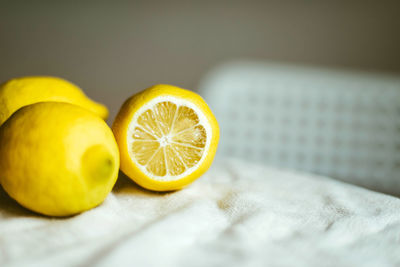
[0,159,399,267]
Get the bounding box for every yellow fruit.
[0,76,108,126]
[0,102,119,216]
[112,84,219,191]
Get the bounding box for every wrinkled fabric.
[0,159,399,267]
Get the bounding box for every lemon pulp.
[128,96,211,181]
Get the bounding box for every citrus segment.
[132,141,160,165]
[146,147,167,176]
[165,145,186,176]
[171,125,207,148]
[132,127,156,141]
[153,101,177,134]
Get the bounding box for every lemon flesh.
[0,76,108,126]
[0,102,119,216]
[113,84,219,191]
[130,97,210,180]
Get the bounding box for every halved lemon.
[112,84,219,191]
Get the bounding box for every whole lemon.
[0,102,119,216]
[0,76,108,126]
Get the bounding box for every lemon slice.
[112,84,219,191]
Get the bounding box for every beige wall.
[1,1,399,122]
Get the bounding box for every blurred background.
[1,0,399,122]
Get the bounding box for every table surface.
[1,158,399,267]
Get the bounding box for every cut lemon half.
[112,84,219,191]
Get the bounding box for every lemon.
[0,102,119,216]
[0,76,108,126]
[112,84,219,191]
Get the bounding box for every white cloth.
[1,159,399,267]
